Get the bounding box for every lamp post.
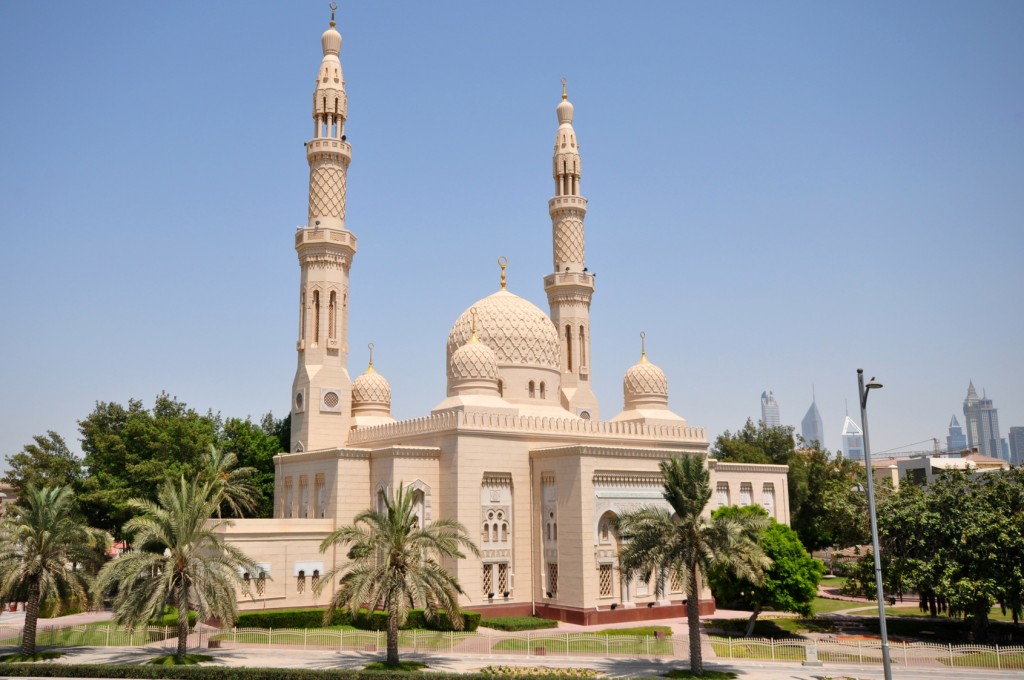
[858,368,892,680]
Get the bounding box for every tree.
[0,486,107,658]
[219,415,286,518]
[2,432,83,500]
[315,484,480,667]
[616,456,770,676]
[96,477,258,660]
[198,446,259,519]
[708,505,824,636]
[711,418,795,465]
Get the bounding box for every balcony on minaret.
[295,228,357,249]
[548,196,587,212]
[544,271,595,290]
[305,137,352,158]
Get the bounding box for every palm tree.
[199,445,259,518]
[315,484,480,667]
[96,476,258,660]
[616,456,770,676]
[0,485,108,657]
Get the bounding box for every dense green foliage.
[96,477,259,658]
[235,607,480,632]
[1,432,83,499]
[0,486,107,656]
[3,394,288,536]
[317,484,480,666]
[711,419,871,551]
[845,467,1024,640]
[708,505,824,636]
[616,456,769,676]
[480,616,559,631]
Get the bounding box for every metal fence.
[2,624,1023,671]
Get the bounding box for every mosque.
[220,10,790,624]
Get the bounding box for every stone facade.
[221,12,790,624]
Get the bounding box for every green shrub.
[149,607,198,628]
[39,596,86,619]
[234,608,478,632]
[480,616,559,632]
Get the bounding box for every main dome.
[447,290,560,370]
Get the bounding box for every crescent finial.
[639,331,648,363]
[329,1,338,27]
[498,256,508,290]
[367,342,375,371]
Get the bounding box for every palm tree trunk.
[386,603,400,666]
[176,583,190,659]
[687,567,703,676]
[743,602,762,638]
[21,580,41,657]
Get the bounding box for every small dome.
[557,98,574,125]
[321,26,341,56]
[624,355,668,401]
[447,290,559,370]
[352,365,391,406]
[450,338,499,382]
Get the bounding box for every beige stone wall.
[707,460,791,523]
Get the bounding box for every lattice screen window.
[482,564,493,596]
[762,483,776,517]
[716,482,729,507]
[670,570,683,593]
[498,563,508,594]
[256,574,266,596]
[599,563,613,597]
[297,570,306,594]
[548,563,558,597]
[739,482,753,506]
[328,291,337,340]
[311,570,320,592]
[312,290,320,345]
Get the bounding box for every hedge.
[150,608,198,628]
[479,617,559,632]
[0,665,557,680]
[234,608,479,632]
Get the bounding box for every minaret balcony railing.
[548,195,587,211]
[295,227,357,249]
[544,272,595,289]
[305,138,352,157]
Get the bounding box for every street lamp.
[858,368,892,680]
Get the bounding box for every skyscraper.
[963,381,1004,460]
[841,416,865,461]
[946,415,967,453]
[801,396,825,449]
[761,390,781,428]
[1010,427,1024,466]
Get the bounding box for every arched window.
[482,523,490,543]
[501,522,507,542]
[412,489,425,529]
[528,381,536,398]
[312,290,320,346]
[491,524,498,542]
[299,288,305,343]
[579,325,586,366]
[376,489,387,515]
[539,382,546,400]
[497,380,504,397]
[565,325,573,371]
[328,291,337,340]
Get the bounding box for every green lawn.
[706,617,837,638]
[491,631,673,656]
[214,626,463,650]
[0,623,171,647]
[819,575,849,589]
[811,596,866,614]
[885,605,1017,623]
[939,651,1024,669]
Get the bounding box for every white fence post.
[949,643,953,666]
[728,636,733,658]
[771,637,775,661]
[996,644,1000,670]
[105,625,110,647]
[903,641,908,666]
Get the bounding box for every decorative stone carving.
[447,290,560,370]
[553,216,584,268]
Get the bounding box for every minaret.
[544,81,598,419]
[290,4,357,452]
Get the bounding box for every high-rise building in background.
[841,416,865,461]
[761,390,781,428]
[1009,427,1024,466]
[801,396,825,449]
[962,381,1004,460]
[946,415,967,453]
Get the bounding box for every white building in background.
[212,11,791,625]
[841,416,864,462]
[760,390,781,428]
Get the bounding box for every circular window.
[580,410,591,420]
[324,391,339,408]
[488,512,494,520]
[295,392,304,409]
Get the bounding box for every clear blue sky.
[1,1,1022,468]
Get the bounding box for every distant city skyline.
[1,3,1022,470]
[800,395,825,450]
[963,381,1006,460]
[760,390,781,428]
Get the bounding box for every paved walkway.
[9,645,1018,680]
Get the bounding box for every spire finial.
[329,1,338,27]
[367,342,375,373]
[639,331,648,364]
[469,307,479,343]
[561,77,568,101]
[498,256,508,290]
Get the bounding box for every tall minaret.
[544,81,599,419]
[290,5,357,452]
